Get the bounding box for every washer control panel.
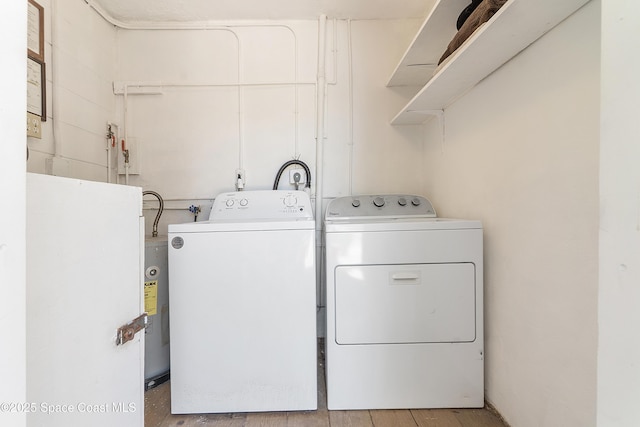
[326,194,436,219]
[209,190,312,220]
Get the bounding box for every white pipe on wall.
[123,85,129,185]
[327,18,338,86]
[106,143,111,183]
[315,15,327,307]
[235,31,244,175]
[116,81,315,89]
[347,19,354,195]
[51,0,62,160]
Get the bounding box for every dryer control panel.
[325,194,436,219]
[209,190,313,220]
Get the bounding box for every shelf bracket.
[411,109,444,130]
[408,109,445,149]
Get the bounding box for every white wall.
[114,18,423,235]
[26,0,118,182]
[24,3,426,236]
[327,19,426,197]
[598,0,640,425]
[0,2,27,427]
[23,2,640,424]
[420,2,600,426]
[116,22,318,230]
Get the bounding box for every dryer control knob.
[352,199,361,208]
[398,197,407,206]
[373,197,385,208]
[411,197,421,206]
[239,198,248,207]
[225,199,235,207]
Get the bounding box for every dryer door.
[334,263,476,344]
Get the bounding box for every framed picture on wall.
[27,0,44,61]
[27,56,46,121]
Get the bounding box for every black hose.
[273,160,312,190]
[142,190,164,238]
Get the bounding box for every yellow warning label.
[144,280,158,316]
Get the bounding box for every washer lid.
[325,194,436,221]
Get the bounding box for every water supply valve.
[188,205,201,222]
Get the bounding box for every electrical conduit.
[51,0,62,163]
[315,15,327,308]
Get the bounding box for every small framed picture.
[28,0,45,61]
[27,56,47,121]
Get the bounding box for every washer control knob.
[284,194,298,207]
[398,197,407,206]
[411,197,421,207]
[373,197,385,208]
[239,198,248,207]
[352,199,361,208]
[225,199,235,207]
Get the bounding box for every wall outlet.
[27,112,42,139]
[289,168,306,184]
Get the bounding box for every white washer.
[168,190,317,414]
[324,194,483,410]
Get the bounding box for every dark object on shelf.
[457,0,484,30]
[439,0,509,65]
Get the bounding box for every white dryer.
[324,194,483,410]
[168,190,317,414]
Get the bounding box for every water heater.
[144,236,170,389]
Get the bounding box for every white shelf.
[390,0,591,125]
[387,0,469,87]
